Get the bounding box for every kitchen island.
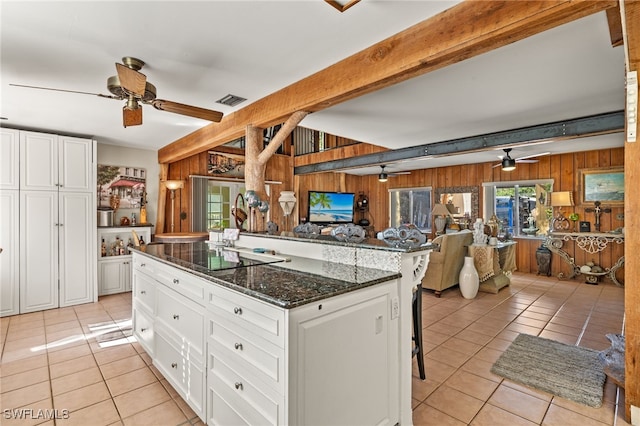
[131,233,433,425]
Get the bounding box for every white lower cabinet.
[288,286,399,426]
[98,258,131,295]
[98,226,151,296]
[132,252,399,425]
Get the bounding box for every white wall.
[97,143,159,234]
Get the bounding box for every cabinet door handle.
[141,263,146,267]
[234,382,243,390]
[140,327,147,332]
[233,307,242,315]
[140,290,146,295]
[171,363,178,369]
[173,314,180,320]
[234,343,243,350]
[173,278,179,284]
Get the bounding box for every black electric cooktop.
[140,241,284,272]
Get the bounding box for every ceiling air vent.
[216,94,247,107]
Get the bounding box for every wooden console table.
[468,241,517,293]
[543,232,625,286]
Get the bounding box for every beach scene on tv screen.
[309,192,354,223]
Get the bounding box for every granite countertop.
[132,242,400,309]
[217,230,436,253]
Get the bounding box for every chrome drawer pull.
[173,278,179,284]
[234,382,243,390]
[234,343,243,350]
[171,363,178,369]
[233,307,242,315]
[173,314,180,320]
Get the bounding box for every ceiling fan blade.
[116,63,147,97]
[389,171,411,176]
[151,99,223,122]
[122,105,142,128]
[516,151,551,161]
[9,83,120,99]
[516,159,539,163]
[492,163,502,168]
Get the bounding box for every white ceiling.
[0,1,626,176]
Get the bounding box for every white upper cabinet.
[20,131,92,192]
[1,128,20,189]
[59,136,93,192]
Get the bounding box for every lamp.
[501,148,516,171]
[432,203,451,235]
[378,167,388,182]
[549,191,574,231]
[278,191,296,231]
[164,180,184,233]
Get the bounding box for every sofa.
[422,230,473,297]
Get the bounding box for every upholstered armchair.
[422,230,473,297]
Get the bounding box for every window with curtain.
[483,180,553,237]
[389,187,432,232]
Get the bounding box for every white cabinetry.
[206,284,286,426]
[288,283,398,426]
[20,131,92,192]
[1,129,97,316]
[1,128,19,189]
[0,190,20,316]
[0,129,20,316]
[132,255,206,419]
[20,191,59,312]
[130,252,399,425]
[97,226,151,295]
[206,280,398,426]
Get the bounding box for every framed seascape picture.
[579,166,624,206]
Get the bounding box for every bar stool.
[412,283,426,380]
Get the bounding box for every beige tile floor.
[413,272,628,426]
[0,272,628,425]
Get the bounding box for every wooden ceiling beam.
[158,0,617,164]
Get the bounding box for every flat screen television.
[308,191,355,224]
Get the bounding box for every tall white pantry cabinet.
[0,128,97,316]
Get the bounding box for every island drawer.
[132,269,156,314]
[208,314,285,394]
[155,330,205,419]
[132,306,154,356]
[207,284,285,348]
[207,353,282,426]
[133,255,205,304]
[156,286,205,360]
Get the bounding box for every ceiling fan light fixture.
[501,148,516,171]
[378,165,388,182]
[502,157,516,171]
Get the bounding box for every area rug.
[490,333,606,408]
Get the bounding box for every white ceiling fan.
[492,149,551,171]
[378,165,411,182]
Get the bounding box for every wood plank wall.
[294,145,624,277]
[165,147,293,234]
[168,144,624,279]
